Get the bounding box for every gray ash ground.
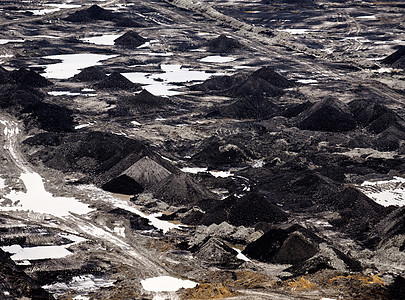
[0,0,405,299]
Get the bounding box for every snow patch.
[199,55,236,63]
[359,177,405,207]
[141,276,197,292]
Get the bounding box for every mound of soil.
[0,249,55,300]
[208,96,280,119]
[24,102,75,132]
[191,66,292,99]
[250,66,295,89]
[10,68,52,87]
[349,99,405,134]
[0,66,13,84]
[0,85,74,132]
[190,75,243,92]
[114,31,147,48]
[93,72,142,91]
[191,192,288,227]
[389,275,405,300]
[381,46,405,66]
[296,97,357,132]
[193,237,242,268]
[228,77,284,98]
[283,101,314,118]
[242,224,320,264]
[24,131,150,176]
[120,156,172,189]
[151,173,217,206]
[108,208,154,231]
[101,174,144,195]
[65,4,119,23]
[191,138,251,168]
[72,66,107,82]
[206,34,243,53]
[124,89,170,110]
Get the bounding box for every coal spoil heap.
[72,66,108,82]
[0,66,14,84]
[151,173,217,206]
[93,72,142,91]
[24,131,150,177]
[381,46,405,67]
[208,96,280,119]
[296,97,357,132]
[250,66,295,89]
[0,85,75,132]
[192,237,242,268]
[0,249,55,300]
[101,174,144,195]
[65,4,119,23]
[124,89,170,110]
[188,192,288,227]
[108,208,154,231]
[114,31,147,48]
[349,99,405,134]
[192,66,292,99]
[206,34,243,53]
[10,68,52,88]
[191,138,251,168]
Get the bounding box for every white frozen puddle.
[48,91,81,96]
[35,53,117,79]
[297,79,318,84]
[278,29,310,35]
[181,167,233,178]
[233,247,251,262]
[141,276,197,292]
[356,15,377,20]
[123,64,216,96]
[1,234,85,262]
[2,172,93,217]
[199,55,236,63]
[81,34,122,46]
[359,177,405,207]
[0,39,24,45]
[28,3,81,15]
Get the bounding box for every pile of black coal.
[123,89,170,110]
[381,45,405,68]
[65,4,119,22]
[192,237,243,268]
[93,72,141,91]
[193,66,293,99]
[206,34,243,53]
[296,97,357,132]
[184,192,288,227]
[0,249,55,300]
[108,208,154,231]
[191,137,252,168]
[72,66,107,82]
[151,172,217,206]
[10,68,52,88]
[101,174,144,195]
[0,66,14,84]
[114,31,147,48]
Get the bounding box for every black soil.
[10,68,52,87]
[381,46,405,66]
[72,66,108,82]
[296,97,357,132]
[114,31,147,48]
[93,72,142,91]
[124,89,170,110]
[101,174,144,195]
[242,225,320,264]
[206,34,243,53]
[65,5,120,23]
[0,249,55,300]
